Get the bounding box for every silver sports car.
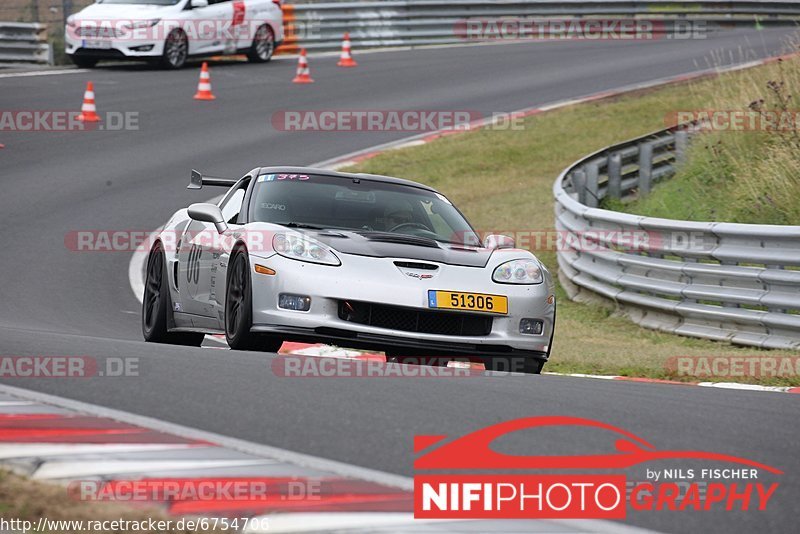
[142,167,556,373]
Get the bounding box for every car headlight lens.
[66,15,77,28]
[273,233,341,266]
[121,19,160,30]
[492,259,543,284]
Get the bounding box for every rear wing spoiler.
[188,169,238,190]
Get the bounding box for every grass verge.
[0,469,222,534]
[344,49,800,386]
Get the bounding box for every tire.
[142,243,204,346]
[246,24,275,63]
[225,250,282,352]
[160,29,189,69]
[71,56,98,68]
[486,355,545,374]
[545,304,557,361]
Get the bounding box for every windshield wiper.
[275,222,327,230]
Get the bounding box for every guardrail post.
[607,153,622,199]
[638,142,653,196]
[675,130,689,164]
[585,162,599,208]
[572,169,587,205]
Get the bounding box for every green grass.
[619,54,800,224]
[343,53,800,386]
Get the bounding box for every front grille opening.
[338,300,492,336]
[393,261,439,270]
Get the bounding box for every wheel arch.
[144,238,180,331]
[223,240,251,305]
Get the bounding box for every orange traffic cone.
[292,49,314,83]
[337,32,358,67]
[77,81,100,122]
[193,62,216,100]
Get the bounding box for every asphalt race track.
[1,27,798,533]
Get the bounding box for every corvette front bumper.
[248,253,556,359]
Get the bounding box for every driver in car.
[382,201,416,232]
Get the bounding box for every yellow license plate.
[428,290,508,314]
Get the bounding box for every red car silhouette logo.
[414,416,782,474]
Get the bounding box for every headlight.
[121,19,160,30]
[66,15,77,28]
[273,233,341,266]
[493,259,543,284]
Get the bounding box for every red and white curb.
[0,384,660,533]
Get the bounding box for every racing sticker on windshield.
[259,174,311,182]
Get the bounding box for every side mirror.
[483,234,515,250]
[188,203,227,234]
[190,0,209,8]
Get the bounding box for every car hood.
[309,230,493,268]
[76,3,178,19]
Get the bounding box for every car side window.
[220,186,247,224]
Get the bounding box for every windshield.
[250,173,481,246]
[97,0,180,5]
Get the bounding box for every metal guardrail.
[553,126,800,350]
[0,22,51,64]
[283,0,800,52]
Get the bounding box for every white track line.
[0,68,89,79]
[0,443,199,460]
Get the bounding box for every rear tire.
[71,56,98,68]
[225,250,282,352]
[246,25,275,63]
[142,243,204,346]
